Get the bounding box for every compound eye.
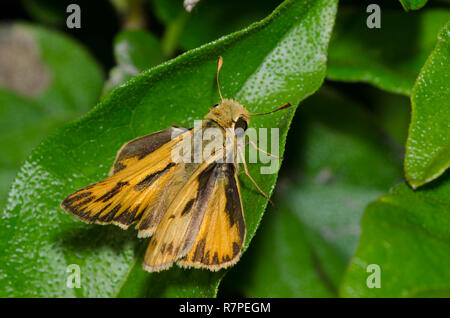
[234,117,248,136]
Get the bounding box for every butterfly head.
[206,98,250,134]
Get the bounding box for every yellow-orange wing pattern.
[177,163,246,271]
[60,127,190,232]
[141,162,218,272]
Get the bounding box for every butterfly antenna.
[250,102,293,116]
[217,56,224,101]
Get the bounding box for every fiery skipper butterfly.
[61,57,292,272]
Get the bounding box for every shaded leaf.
[22,0,67,26]
[327,7,450,95]
[370,89,411,146]
[104,29,164,93]
[0,0,337,297]
[150,0,189,57]
[22,0,120,68]
[176,0,283,52]
[224,204,341,297]
[151,0,283,57]
[0,23,104,208]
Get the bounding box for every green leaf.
[0,0,337,297]
[104,29,164,93]
[22,0,67,26]
[340,172,450,297]
[405,22,450,188]
[0,23,104,208]
[223,86,404,297]
[327,7,450,95]
[399,0,428,11]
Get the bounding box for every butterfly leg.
[238,148,275,207]
[245,135,282,159]
[248,138,283,159]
